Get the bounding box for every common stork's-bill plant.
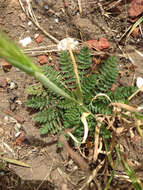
[0,32,141,142]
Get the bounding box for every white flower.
[57,38,79,51]
[136,77,143,91]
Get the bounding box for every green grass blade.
[104,146,120,190]
[6,57,35,75]
[116,147,143,190]
[104,138,114,168]
[34,71,75,101]
[104,147,122,190]
[122,159,143,190]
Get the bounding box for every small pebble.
[55,17,59,23]
[34,0,38,3]
[44,5,49,10]
[9,81,18,90]
[0,172,5,176]
[136,77,143,90]
[28,21,32,26]
[4,115,9,122]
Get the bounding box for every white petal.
[57,38,79,51]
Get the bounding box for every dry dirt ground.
[0,0,143,190]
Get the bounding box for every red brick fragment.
[86,38,110,51]
[35,35,42,43]
[98,38,110,50]
[37,55,48,65]
[128,0,143,18]
[1,60,12,72]
[85,39,98,49]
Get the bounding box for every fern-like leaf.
[76,46,92,77]
[109,86,137,102]
[26,97,46,110]
[60,51,76,89]
[63,107,81,129]
[34,110,49,123]
[26,84,48,97]
[40,119,63,135]
[35,107,63,134]
[95,56,118,92]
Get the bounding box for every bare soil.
[0,0,143,190]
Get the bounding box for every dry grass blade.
[81,112,90,143]
[67,112,90,145]
[94,117,104,161]
[57,167,77,186]
[78,0,82,14]
[105,0,122,11]
[67,131,79,144]
[111,102,138,112]
[24,45,59,55]
[128,86,143,101]
[2,141,15,157]
[18,0,25,12]
[68,39,83,102]
[104,138,114,169]
[98,0,105,15]
[91,93,112,103]
[0,156,30,167]
[25,45,58,51]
